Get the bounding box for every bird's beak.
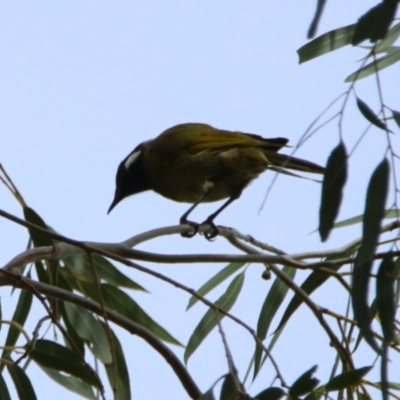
[107,195,120,214]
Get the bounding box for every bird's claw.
[180,219,199,238]
[202,220,219,241]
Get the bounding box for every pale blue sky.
[1,1,398,399]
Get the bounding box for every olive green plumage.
[108,123,324,238]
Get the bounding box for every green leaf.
[198,389,216,400]
[64,254,145,291]
[220,374,236,400]
[352,158,390,353]
[1,289,33,368]
[356,97,388,131]
[0,370,11,400]
[333,209,400,228]
[7,364,37,400]
[303,386,326,400]
[276,264,341,333]
[346,47,400,82]
[376,254,396,343]
[319,142,347,241]
[184,272,245,363]
[297,24,355,63]
[30,339,100,387]
[375,22,400,53]
[254,266,296,378]
[104,328,131,400]
[307,0,328,39]
[357,159,390,265]
[64,302,112,364]
[392,109,400,128]
[352,1,398,45]
[254,387,286,400]
[23,207,53,247]
[289,365,320,397]
[39,366,96,400]
[98,284,181,346]
[325,366,372,391]
[187,263,245,310]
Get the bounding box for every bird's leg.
[202,196,236,240]
[180,193,210,238]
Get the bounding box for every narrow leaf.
[276,264,341,333]
[346,47,400,82]
[352,1,398,45]
[254,266,296,378]
[99,284,181,345]
[356,97,388,131]
[64,255,145,291]
[297,24,355,63]
[352,158,390,353]
[376,254,396,343]
[375,22,400,53]
[220,374,236,400]
[319,142,347,241]
[325,366,372,391]
[1,289,33,367]
[0,370,11,400]
[392,109,400,128]
[187,263,245,310]
[23,207,53,247]
[198,389,216,400]
[255,386,286,400]
[7,364,37,400]
[184,273,245,363]
[333,208,400,229]
[104,328,131,400]
[289,365,319,397]
[64,302,112,364]
[307,0,328,39]
[40,366,96,400]
[30,339,100,387]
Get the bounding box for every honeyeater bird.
[108,123,325,239]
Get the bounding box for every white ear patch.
[124,150,141,169]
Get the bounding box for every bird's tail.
[266,152,325,174]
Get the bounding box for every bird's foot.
[201,219,219,241]
[180,218,200,238]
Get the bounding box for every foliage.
[1,2,400,400]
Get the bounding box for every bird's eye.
[124,150,141,169]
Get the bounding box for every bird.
[108,123,325,239]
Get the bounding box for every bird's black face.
[108,143,150,213]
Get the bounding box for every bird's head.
[108,142,151,213]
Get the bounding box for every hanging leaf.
[23,207,53,247]
[307,0,328,39]
[319,142,348,241]
[104,328,131,400]
[30,339,100,387]
[254,266,296,379]
[376,254,396,343]
[184,272,245,363]
[187,263,245,310]
[356,97,388,131]
[7,364,37,400]
[1,289,33,369]
[39,366,96,400]
[352,158,389,353]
